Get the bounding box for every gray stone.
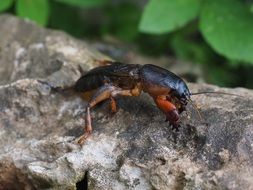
[0,15,253,190]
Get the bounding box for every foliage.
[140,0,253,65]
[16,0,49,25]
[1,0,253,88]
[55,0,108,8]
[0,0,107,26]
[200,0,253,64]
[139,0,200,34]
[0,0,13,12]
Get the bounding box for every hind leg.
[77,84,117,144]
[110,97,117,113]
[77,84,141,144]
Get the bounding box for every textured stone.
[0,15,253,190]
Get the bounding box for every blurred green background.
[1,0,253,88]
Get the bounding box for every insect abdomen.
[74,74,106,92]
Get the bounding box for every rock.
[0,15,253,190]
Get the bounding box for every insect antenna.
[188,91,242,124]
[188,98,203,122]
[191,91,242,97]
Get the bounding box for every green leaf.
[104,3,141,42]
[0,0,13,12]
[251,4,253,14]
[139,0,200,34]
[55,0,107,8]
[16,0,49,26]
[171,35,210,64]
[200,0,253,64]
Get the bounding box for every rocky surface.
[0,15,253,190]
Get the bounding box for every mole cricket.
[74,60,239,144]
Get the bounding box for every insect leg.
[110,97,117,113]
[154,96,180,128]
[77,84,142,144]
[77,84,118,144]
[111,84,142,97]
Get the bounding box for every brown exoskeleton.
[75,61,192,144]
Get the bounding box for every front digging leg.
[153,95,180,129]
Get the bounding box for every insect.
[74,61,238,144]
